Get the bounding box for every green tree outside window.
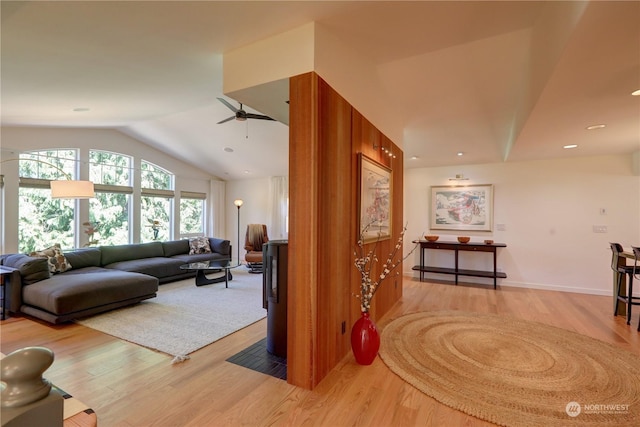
[180,198,204,236]
[18,150,76,253]
[88,150,132,246]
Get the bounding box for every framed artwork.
[430,184,493,231]
[358,154,392,243]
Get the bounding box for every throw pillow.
[30,244,72,274]
[188,237,212,254]
[30,244,59,258]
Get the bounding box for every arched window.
[10,149,208,251]
[140,160,174,242]
[18,150,77,253]
[87,150,133,246]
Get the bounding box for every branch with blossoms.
[82,221,100,247]
[354,222,419,313]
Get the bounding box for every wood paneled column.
[288,73,353,388]
[287,72,403,389]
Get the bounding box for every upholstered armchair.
[244,224,268,273]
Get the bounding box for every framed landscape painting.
[358,154,392,243]
[430,184,493,231]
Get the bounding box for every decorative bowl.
[484,239,494,245]
[457,236,471,243]
[425,235,439,242]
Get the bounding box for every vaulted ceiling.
[2,1,638,180]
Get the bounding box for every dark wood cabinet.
[412,240,507,289]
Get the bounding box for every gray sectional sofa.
[0,238,231,324]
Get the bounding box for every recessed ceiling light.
[563,144,578,149]
[457,152,464,156]
[72,107,90,112]
[586,124,606,130]
[632,89,640,96]
[223,147,234,153]
[410,156,419,160]
[243,170,250,174]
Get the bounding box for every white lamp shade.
[234,199,244,207]
[50,180,95,199]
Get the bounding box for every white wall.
[403,154,640,295]
[0,126,218,252]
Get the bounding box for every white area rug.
[76,268,266,362]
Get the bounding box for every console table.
[412,240,507,289]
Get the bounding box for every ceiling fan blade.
[217,97,238,113]
[245,113,275,121]
[217,116,235,124]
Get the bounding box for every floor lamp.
[234,199,243,264]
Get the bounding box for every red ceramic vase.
[351,312,380,365]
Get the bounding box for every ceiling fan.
[216,97,275,124]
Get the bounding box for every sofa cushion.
[100,242,164,266]
[189,237,211,254]
[63,248,102,270]
[21,267,158,315]
[162,239,189,257]
[104,257,185,279]
[209,238,231,256]
[30,244,72,274]
[1,254,50,284]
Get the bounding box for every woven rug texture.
[379,311,640,427]
[76,268,265,361]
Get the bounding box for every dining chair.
[610,243,639,326]
[632,246,640,331]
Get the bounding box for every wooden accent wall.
[350,112,405,322]
[288,72,404,389]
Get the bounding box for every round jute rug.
[379,311,640,427]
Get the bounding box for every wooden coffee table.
[179,260,236,287]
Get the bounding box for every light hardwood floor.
[1,277,638,427]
